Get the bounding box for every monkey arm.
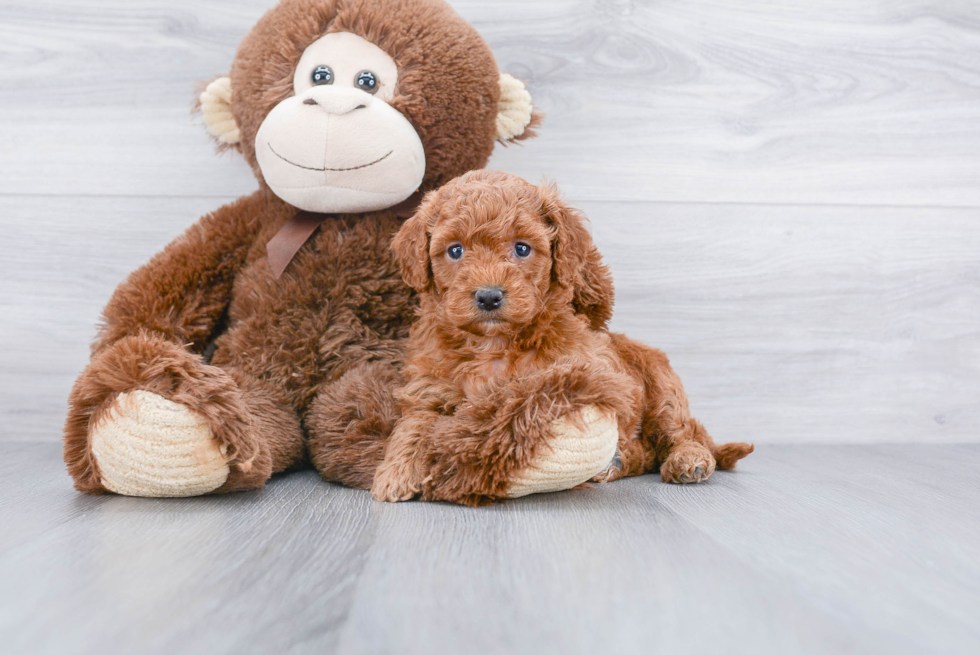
[92,192,267,355]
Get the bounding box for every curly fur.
[372,171,754,505]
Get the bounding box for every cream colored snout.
[255,85,426,214]
[303,86,372,115]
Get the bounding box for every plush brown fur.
[64,0,551,494]
[372,171,754,506]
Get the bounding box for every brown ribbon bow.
[266,191,423,280]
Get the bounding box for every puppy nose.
[474,287,505,312]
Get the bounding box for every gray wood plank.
[0,195,237,443]
[1,1,978,205]
[0,444,377,655]
[333,480,899,655]
[3,195,978,444]
[0,441,104,556]
[655,444,980,655]
[2,443,978,654]
[487,0,980,206]
[586,200,980,445]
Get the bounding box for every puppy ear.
[573,244,615,330]
[197,76,241,149]
[392,192,437,292]
[540,183,616,330]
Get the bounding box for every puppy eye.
[447,244,464,260]
[355,70,379,94]
[514,242,532,258]
[312,66,334,85]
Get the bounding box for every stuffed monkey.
[64,0,623,498]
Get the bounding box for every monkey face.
[254,32,426,214]
[201,0,540,216]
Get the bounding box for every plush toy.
[62,0,630,498]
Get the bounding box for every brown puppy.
[372,171,753,505]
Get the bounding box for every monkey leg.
[607,333,753,484]
[304,359,404,490]
[64,332,304,496]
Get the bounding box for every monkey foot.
[90,390,230,497]
[506,405,619,498]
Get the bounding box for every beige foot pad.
[90,390,230,497]
[506,406,619,498]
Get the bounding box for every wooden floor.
[1,442,978,654]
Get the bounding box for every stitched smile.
[268,144,393,172]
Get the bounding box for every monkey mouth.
[267,143,393,172]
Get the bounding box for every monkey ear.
[540,183,616,330]
[496,74,541,142]
[392,193,438,293]
[198,76,241,147]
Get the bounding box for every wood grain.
[0,444,377,654]
[3,195,977,444]
[585,200,980,444]
[2,442,977,654]
[0,1,978,204]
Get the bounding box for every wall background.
[1,0,978,444]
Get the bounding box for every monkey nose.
[301,87,373,115]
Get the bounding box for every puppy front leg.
[371,411,439,502]
[422,362,639,505]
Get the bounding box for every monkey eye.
[514,242,532,258]
[447,244,464,261]
[355,70,379,94]
[312,66,334,85]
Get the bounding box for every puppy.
[372,170,753,505]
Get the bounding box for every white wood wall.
[1,0,978,444]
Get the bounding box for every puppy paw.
[660,442,716,484]
[371,465,421,502]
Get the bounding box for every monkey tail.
[712,442,755,470]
